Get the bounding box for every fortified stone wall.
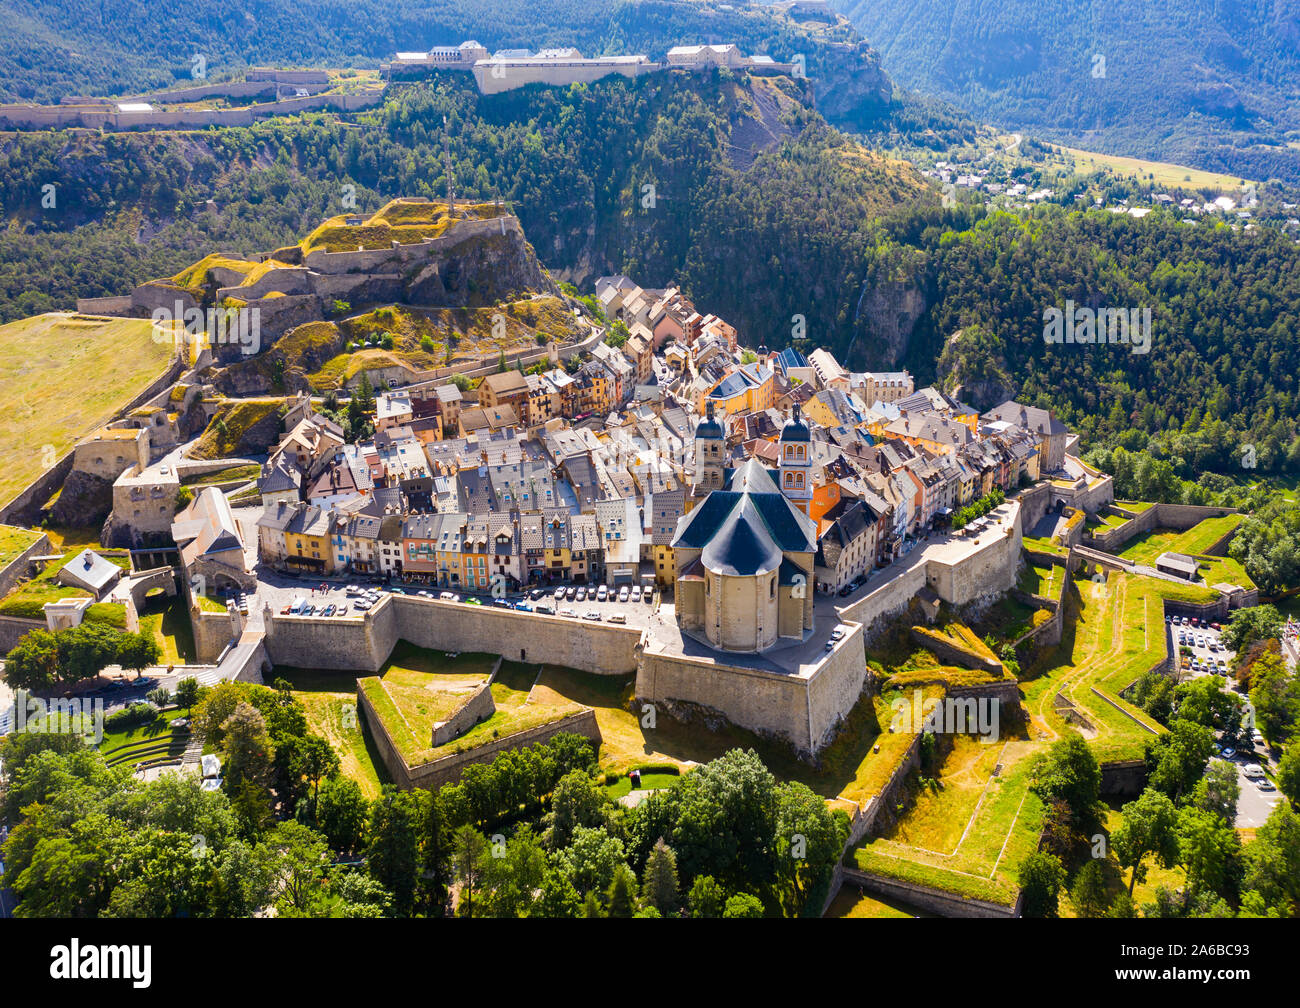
[430,680,496,747]
[0,90,383,132]
[76,295,134,315]
[473,61,659,96]
[805,622,869,751]
[0,531,50,601]
[636,651,815,753]
[358,682,600,790]
[910,626,1004,674]
[1100,759,1148,798]
[263,595,641,676]
[0,615,45,651]
[0,353,182,525]
[191,605,240,664]
[839,562,927,638]
[1015,481,1053,532]
[1084,503,1238,554]
[301,216,520,274]
[840,868,1019,919]
[923,521,1021,607]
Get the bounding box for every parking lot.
[1167,615,1236,682]
[1234,760,1284,827]
[259,570,658,627]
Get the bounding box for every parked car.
[631,586,642,602]
[337,604,348,616]
[575,587,587,602]
[1259,779,1276,792]
[553,587,566,601]
[535,604,555,615]
[583,610,601,621]
[464,597,481,606]
[515,602,533,612]
[565,586,577,600]
[560,607,577,618]
[608,613,627,624]
[618,586,630,603]
[322,604,336,617]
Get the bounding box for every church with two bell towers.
[671,403,819,654]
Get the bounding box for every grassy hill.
[0,312,173,506]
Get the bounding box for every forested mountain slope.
[0,0,889,126]
[834,0,1300,184]
[2,70,1298,483]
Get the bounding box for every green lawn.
[851,745,1044,908]
[1016,559,1063,600]
[355,644,586,767]
[0,313,174,505]
[181,464,262,487]
[137,592,197,664]
[272,666,389,798]
[602,769,682,799]
[0,547,131,623]
[826,886,927,918]
[0,525,44,570]
[1117,516,1243,567]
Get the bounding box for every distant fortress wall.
[472,59,661,96]
[0,89,384,132]
[300,215,520,274]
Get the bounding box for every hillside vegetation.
[838,0,1300,185]
[2,72,1300,492]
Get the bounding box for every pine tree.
[641,838,679,915]
[606,865,639,918]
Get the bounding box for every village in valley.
[0,181,1272,918]
[1,1,1295,931]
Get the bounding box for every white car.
[1243,764,1266,780]
[560,607,577,618]
[617,586,629,603]
[631,586,642,602]
[596,585,609,601]
[583,610,602,621]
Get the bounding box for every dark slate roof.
[780,405,811,443]
[672,456,817,558]
[701,496,782,577]
[724,457,780,495]
[694,410,724,440]
[778,556,805,586]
